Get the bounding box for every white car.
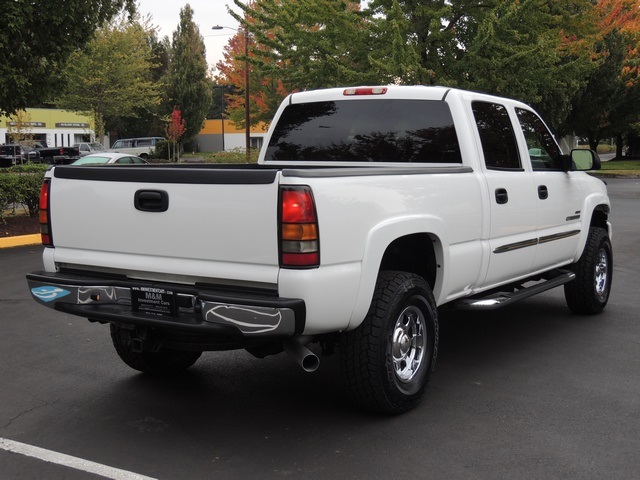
[74,142,108,157]
[109,137,164,158]
[71,152,148,165]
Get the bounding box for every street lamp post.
[213,85,225,152]
[212,25,250,162]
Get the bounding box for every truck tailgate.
[48,165,281,286]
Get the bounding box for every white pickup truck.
[27,86,612,414]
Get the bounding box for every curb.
[0,234,41,249]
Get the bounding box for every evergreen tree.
[167,4,212,144]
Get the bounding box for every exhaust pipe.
[284,337,319,373]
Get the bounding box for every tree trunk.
[616,134,623,159]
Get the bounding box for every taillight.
[343,87,388,96]
[39,179,53,247]
[280,186,319,268]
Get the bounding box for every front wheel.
[110,324,202,374]
[340,271,438,414]
[564,227,613,314]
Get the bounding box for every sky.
[136,0,241,73]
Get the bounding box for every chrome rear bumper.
[27,271,305,337]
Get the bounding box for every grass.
[599,159,640,174]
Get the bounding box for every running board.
[453,271,575,310]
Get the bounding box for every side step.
[453,270,575,310]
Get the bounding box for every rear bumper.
[27,271,305,338]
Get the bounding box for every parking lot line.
[0,437,157,480]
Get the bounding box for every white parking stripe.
[0,437,157,480]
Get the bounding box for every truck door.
[514,108,585,270]
[472,101,538,288]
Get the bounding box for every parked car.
[0,144,26,167]
[18,141,42,162]
[71,152,148,165]
[109,137,164,159]
[16,141,80,164]
[74,142,108,157]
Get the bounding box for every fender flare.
[574,193,611,260]
[347,214,448,330]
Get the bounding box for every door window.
[472,102,521,170]
[515,108,562,171]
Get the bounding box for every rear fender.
[347,215,447,330]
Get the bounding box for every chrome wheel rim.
[392,305,425,382]
[594,247,609,301]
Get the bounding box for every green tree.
[564,0,640,152]
[109,31,171,138]
[0,0,135,116]
[167,4,212,144]
[368,0,500,85]
[217,0,376,125]
[456,0,597,131]
[56,14,161,140]
[564,32,631,150]
[368,0,429,84]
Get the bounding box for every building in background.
[0,109,94,147]
[197,119,267,153]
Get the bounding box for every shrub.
[0,174,20,223]
[195,148,259,164]
[151,139,169,160]
[0,165,47,221]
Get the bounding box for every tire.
[564,227,613,314]
[110,324,202,374]
[340,271,439,414]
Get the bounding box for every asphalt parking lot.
[1,178,639,479]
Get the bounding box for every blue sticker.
[31,286,71,303]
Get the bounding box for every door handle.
[135,190,169,212]
[538,185,549,200]
[495,188,509,205]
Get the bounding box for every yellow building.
[0,108,94,147]
[197,119,268,152]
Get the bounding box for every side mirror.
[570,149,601,171]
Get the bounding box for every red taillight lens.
[280,186,319,268]
[39,179,53,246]
[282,188,317,223]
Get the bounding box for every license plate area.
[131,286,177,317]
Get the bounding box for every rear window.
[264,99,462,163]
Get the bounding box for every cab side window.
[515,108,562,171]
[472,101,522,170]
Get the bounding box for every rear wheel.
[110,324,202,374]
[340,271,438,414]
[564,227,613,314]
